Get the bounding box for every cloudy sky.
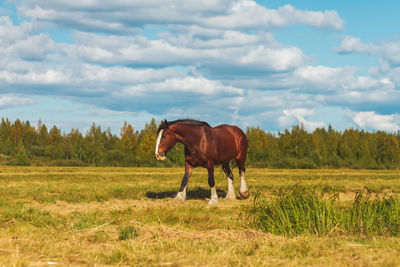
[1,0,400,133]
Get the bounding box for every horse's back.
[208,124,248,162]
[212,124,247,144]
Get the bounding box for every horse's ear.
[164,119,169,127]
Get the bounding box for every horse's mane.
[157,119,211,133]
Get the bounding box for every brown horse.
[154,119,249,204]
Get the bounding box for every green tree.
[105,127,120,151]
[82,123,106,165]
[375,132,400,168]
[312,128,328,165]
[290,124,312,159]
[65,128,83,161]
[15,141,30,166]
[120,122,138,165]
[326,125,341,168]
[136,118,158,166]
[10,119,23,145]
[246,126,276,165]
[21,120,37,150]
[45,126,63,159]
[164,143,185,166]
[37,120,49,146]
[0,118,12,154]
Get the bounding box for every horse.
[154,119,249,204]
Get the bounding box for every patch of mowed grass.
[72,211,108,229]
[246,185,400,237]
[100,249,129,265]
[109,203,240,230]
[0,201,63,228]
[0,182,150,204]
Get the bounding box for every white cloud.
[369,60,400,88]
[69,31,304,72]
[292,65,393,92]
[162,25,271,49]
[0,69,68,84]
[240,45,303,71]
[335,36,374,54]
[0,16,35,44]
[19,4,140,34]
[20,1,343,33]
[117,76,243,96]
[0,95,35,108]
[294,66,355,91]
[335,35,400,65]
[79,65,184,84]
[294,66,349,90]
[270,4,344,30]
[0,16,48,63]
[16,33,55,61]
[278,108,325,131]
[381,42,400,65]
[352,111,400,132]
[202,3,343,30]
[379,78,395,89]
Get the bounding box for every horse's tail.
[233,126,249,199]
[232,126,248,163]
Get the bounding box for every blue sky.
[1,1,400,134]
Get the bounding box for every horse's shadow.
[146,186,226,200]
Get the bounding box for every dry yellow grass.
[1,167,400,266]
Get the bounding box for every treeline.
[1,118,400,169]
[247,125,400,169]
[0,118,184,167]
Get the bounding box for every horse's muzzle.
[155,152,166,161]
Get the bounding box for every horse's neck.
[171,124,202,148]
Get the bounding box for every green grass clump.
[119,225,138,240]
[341,193,400,236]
[248,186,400,237]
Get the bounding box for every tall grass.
[247,186,400,237]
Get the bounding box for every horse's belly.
[214,153,236,165]
[185,154,207,167]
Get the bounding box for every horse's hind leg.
[207,163,218,205]
[236,158,249,199]
[175,162,193,202]
[222,163,236,200]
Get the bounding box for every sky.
[1,0,400,134]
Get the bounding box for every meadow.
[1,167,400,266]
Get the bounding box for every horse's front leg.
[222,163,236,200]
[175,162,193,202]
[207,163,218,205]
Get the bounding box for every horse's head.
[154,120,177,161]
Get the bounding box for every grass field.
[1,167,400,266]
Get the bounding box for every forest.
[1,117,399,169]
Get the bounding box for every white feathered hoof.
[175,192,186,202]
[224,191,236,200]
[239,190,249,199]
[208,197,218,205]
